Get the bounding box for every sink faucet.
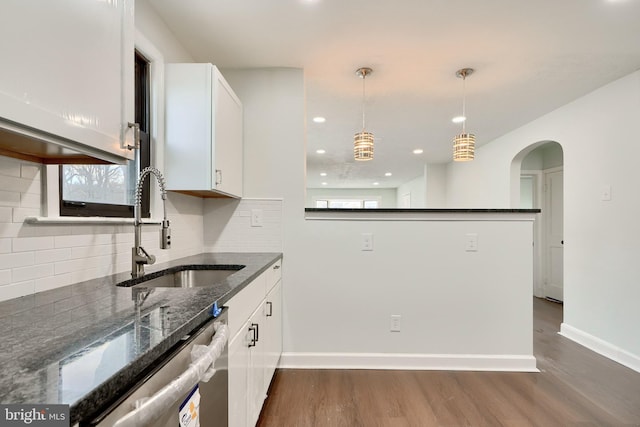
[132,166,171,278]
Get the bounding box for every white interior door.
[400,193,411,208]
[545,170,564,301]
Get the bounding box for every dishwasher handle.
[113,322,229,427]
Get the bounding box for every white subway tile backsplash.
[0,252,34,270]
[203,198,283,252]
[0,157,21,177]
[55,255,108,275]
[71,264,117,284]
[0,239,10,254]
[0,207,12,223]
[1,175,40,195]
[13,207,40,223]
[35,273,73,293]
[12,236,55,252]
[0,269,10,285]
[35,248,72,264]
[20,164,41,179]
[0,190,20,208]
[0,155,206,303]
[12,263,55,282]
[70,244,116,260]
[54,233,115,249]
[20,193,41,209]
[0,280,35,300]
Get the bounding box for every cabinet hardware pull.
[253,322,259,342]
[126,122,140,150]
[248,325,256,347]
[215,169,222,185]
[273,264,280,270]
[266,301,273,317]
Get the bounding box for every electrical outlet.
[601,184,612,201]
[390,315,401,332]
[361,233,373,251]
[251,209,263,227]
[465,233,478,252]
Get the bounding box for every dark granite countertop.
[0,252,282,425]
[305,208,541,213]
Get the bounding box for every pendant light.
[354,67,374,161]
[453,68,475,162]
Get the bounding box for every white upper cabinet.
[0,0,135,164]
[165,63,243,198]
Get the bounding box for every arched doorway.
[511,141,564,301]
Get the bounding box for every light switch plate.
[361,233,373,251]
[390,315,401,332]
[465,233,478,252]
[601,185,612,201]
[251,209,263,227]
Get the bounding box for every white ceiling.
[148,0,640,189]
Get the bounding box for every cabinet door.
[0,0,134,163]
[263,280,282,389]
[165,63,243,198]
[165,63,214,191]
[212,69,243,197]
[247,307,266,427]
[228,323,251,427]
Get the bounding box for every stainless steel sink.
[118,264,245,289]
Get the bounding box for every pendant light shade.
[453,68,475,162]
[354,67,374,161]
[453,133,475,161]
[354,131,374,161]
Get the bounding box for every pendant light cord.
[362,73,366,131]
[461,74,467,133]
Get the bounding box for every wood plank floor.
[257,298,640,427]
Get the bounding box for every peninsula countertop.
[0,252,282,425]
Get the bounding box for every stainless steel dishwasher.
[89,309,228,427]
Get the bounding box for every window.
[315,199,379,209]
[59,52,151,218]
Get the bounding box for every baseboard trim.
[560,323,640,373]
[279,352,538,372]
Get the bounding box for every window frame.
[314,198,380,209]
[58,51,151,218]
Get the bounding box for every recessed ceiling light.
[316,149,326,154]
[313,117,326,123]
[320,172,327,176]
[373,182,379,186]
[384,172,392,177]
[452,116,466,124]
[321,182,328,186]
[413,149,424,154]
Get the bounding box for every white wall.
[219,68,536,371]
[426,163,447,207]
[203,198,283,252]
[396,173,426,208]
[0,1,204,302]
[522,142,563,171]
[306,188,397,208]
[395,164,447,208]
[135,0,194,63]
[446,71,640,371]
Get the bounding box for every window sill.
[24,216,162,225]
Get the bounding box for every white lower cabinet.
[263,281,282,384]
[228,261,282,427]
[247,306,266,427]
[228,322,250,427]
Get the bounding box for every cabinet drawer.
[266,259,282,293]
[226,271,267,337]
